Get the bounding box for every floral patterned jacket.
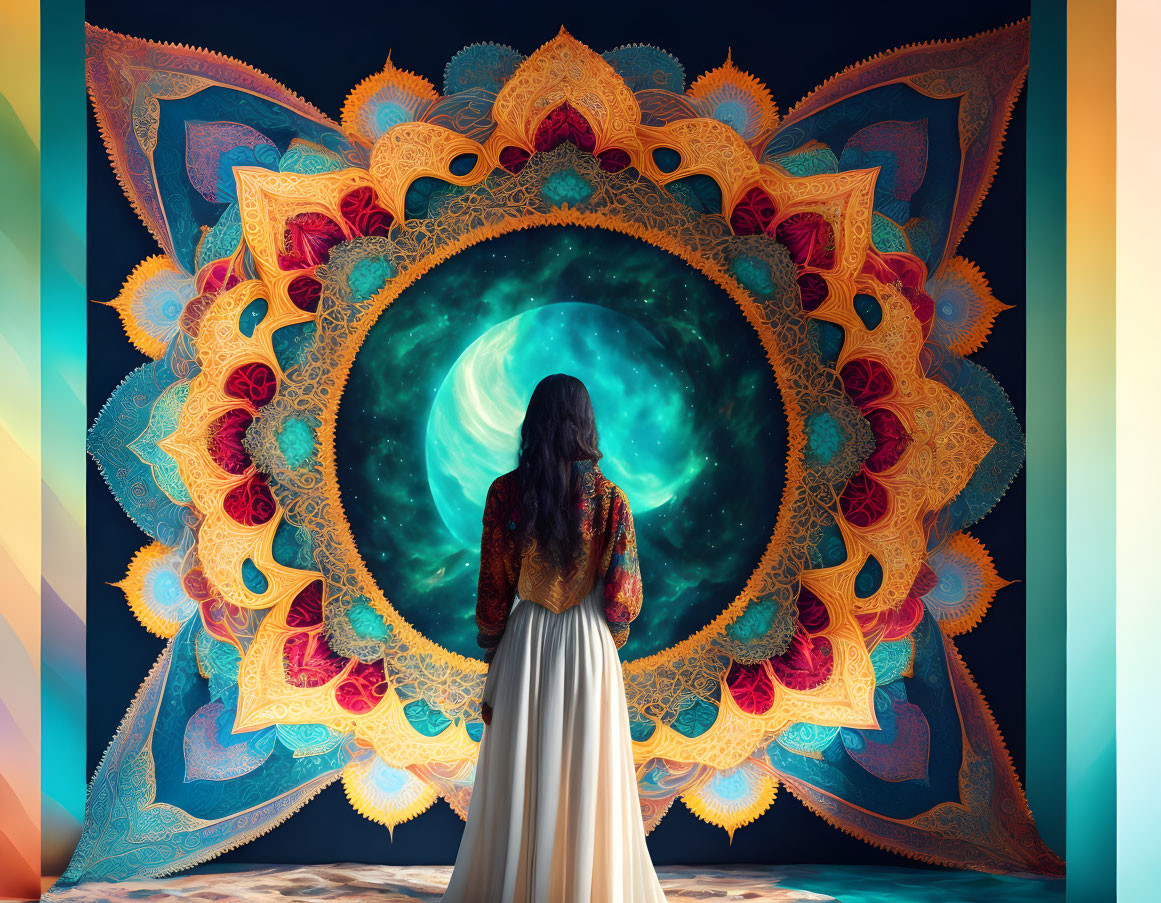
[475,458,643,657]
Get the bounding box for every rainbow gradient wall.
[0,0,87,898]
[0,0,44,896]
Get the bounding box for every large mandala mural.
[69,19,1063,884]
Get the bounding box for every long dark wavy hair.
[516,374,603,561]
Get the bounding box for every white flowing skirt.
[441,579,668,903]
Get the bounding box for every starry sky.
[336,226,787,659]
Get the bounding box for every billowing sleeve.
[600,487,643,650]
[476,477,517,662]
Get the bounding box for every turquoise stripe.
[1026,0,1067,862]
[41,0,88,876]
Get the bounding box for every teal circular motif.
[348,256,396,302]
[348,601,392,642]
[336,227,787,660]
[806,411,844,464]
[147,567,196,623]
[712,100,750,135]
[277,417,316,469]
[731,255,775,296]
[373,101,411,134]
[541,169,593,206]
[704,768,751,802]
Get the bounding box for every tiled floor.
[40,862,1065,902]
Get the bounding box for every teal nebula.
[336,226,786,660]
[425,302,703,546]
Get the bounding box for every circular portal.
[336,226,786,659]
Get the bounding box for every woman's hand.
[480,701,493,725]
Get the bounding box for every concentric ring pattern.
[70,20,1061,884]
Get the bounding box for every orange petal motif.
[75,19,1057,882]
[341,53,441,143]
[687,50,780,148]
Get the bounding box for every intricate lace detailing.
[476,461,643,650]
[81,19,1059,879]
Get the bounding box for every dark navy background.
[86,0,1030,867]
